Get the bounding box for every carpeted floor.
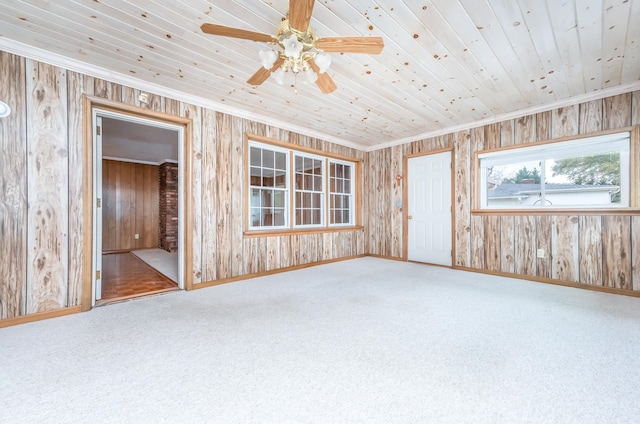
[1,257,639,423]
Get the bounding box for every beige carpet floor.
[1,257,640,423]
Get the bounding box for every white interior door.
[93,114,103,302]
[407,151,452,265]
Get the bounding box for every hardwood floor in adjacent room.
[99,252,178,304]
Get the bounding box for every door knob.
[408,215,413,219]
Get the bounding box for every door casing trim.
[402,147,455,265]
[82,95,193,311]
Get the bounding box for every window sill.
[244,225,364,238]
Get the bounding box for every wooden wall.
[365,90,640,293]
[102,160,159,252]
[2,46,637,323]
[0,50,365,322]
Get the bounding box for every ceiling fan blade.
[289,0,315,32]
[201,23,275,43]
[317,37,384,54]
[308,59,337,94]
[247,57,285,86]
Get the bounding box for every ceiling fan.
[200,0,384,94]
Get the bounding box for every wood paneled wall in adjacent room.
[365,90,640,294]
[101,160,159,252]
[0,50,365,323]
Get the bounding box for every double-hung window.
[247,137,359,231]
[249,144,289,229]
[294,154,325,227]
[329,160,354,225]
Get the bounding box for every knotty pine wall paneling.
[454,131,471,268]
[26,60,69,314]
[231,116,245,277]
[67,71,87,308]
[499,120,516,274]
[364,88,640,295]
[0,50,365,324]
[0,52,27,319]
[215,112,233,279]
[469,127,485,270]
[201,108,218,282]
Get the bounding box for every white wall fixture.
[0,100,11,117]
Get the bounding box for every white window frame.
[248,142,290,230]
[328,158,355,226]
[246,138,359,232]
[293,152,326,229]
[476,129,637,211]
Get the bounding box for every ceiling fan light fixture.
[305,67,317,84]
[314,52,331,73]
[259,49,278,69]
[273,67,286,85]
[282,33,304,58]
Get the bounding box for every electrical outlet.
[134,234,140,240]
[536,248,545,258]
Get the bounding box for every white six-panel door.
[407,151,452,265]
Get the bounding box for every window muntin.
[477,131,631,209]
[329,160,353,225]
[247,140,357,231]
[294,154,324,227]
[249,144,289,229]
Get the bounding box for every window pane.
[275,151,287,170]
[479,131,630,209]
[250,147,261,167]
[342,210,350,224]
[273,191,285,208]
[275,170,287,188]
[273,209,286,226]
[304,174,313,190]
[262,149,274,168]
[304,157,313,173]
[250,208,260,226]
[250,189,260,207]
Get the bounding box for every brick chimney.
[159,162,178,252]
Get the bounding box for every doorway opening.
[91,108,186,306]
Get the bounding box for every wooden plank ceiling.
[0,0,638,149]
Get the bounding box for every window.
[294,154,324,227]
[249,144,289,229]
[329,160,353,225]
[476,129,637,210]
[247,138,359,231]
